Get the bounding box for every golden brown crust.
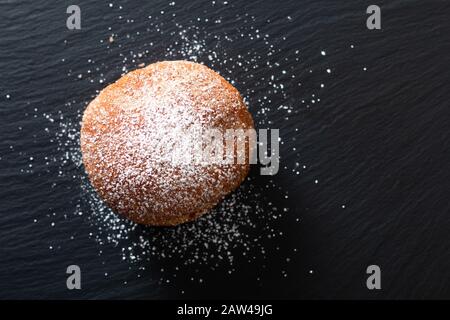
[80,61,254,226]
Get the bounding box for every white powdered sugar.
[48,5,314,288]
[81,61,253,225]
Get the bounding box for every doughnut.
[80,60,254,226]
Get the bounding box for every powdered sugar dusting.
[81,61,253,225]
[51,1,313,289]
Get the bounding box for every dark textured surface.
[0,0,449,299]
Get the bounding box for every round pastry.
[80,60,254,226]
